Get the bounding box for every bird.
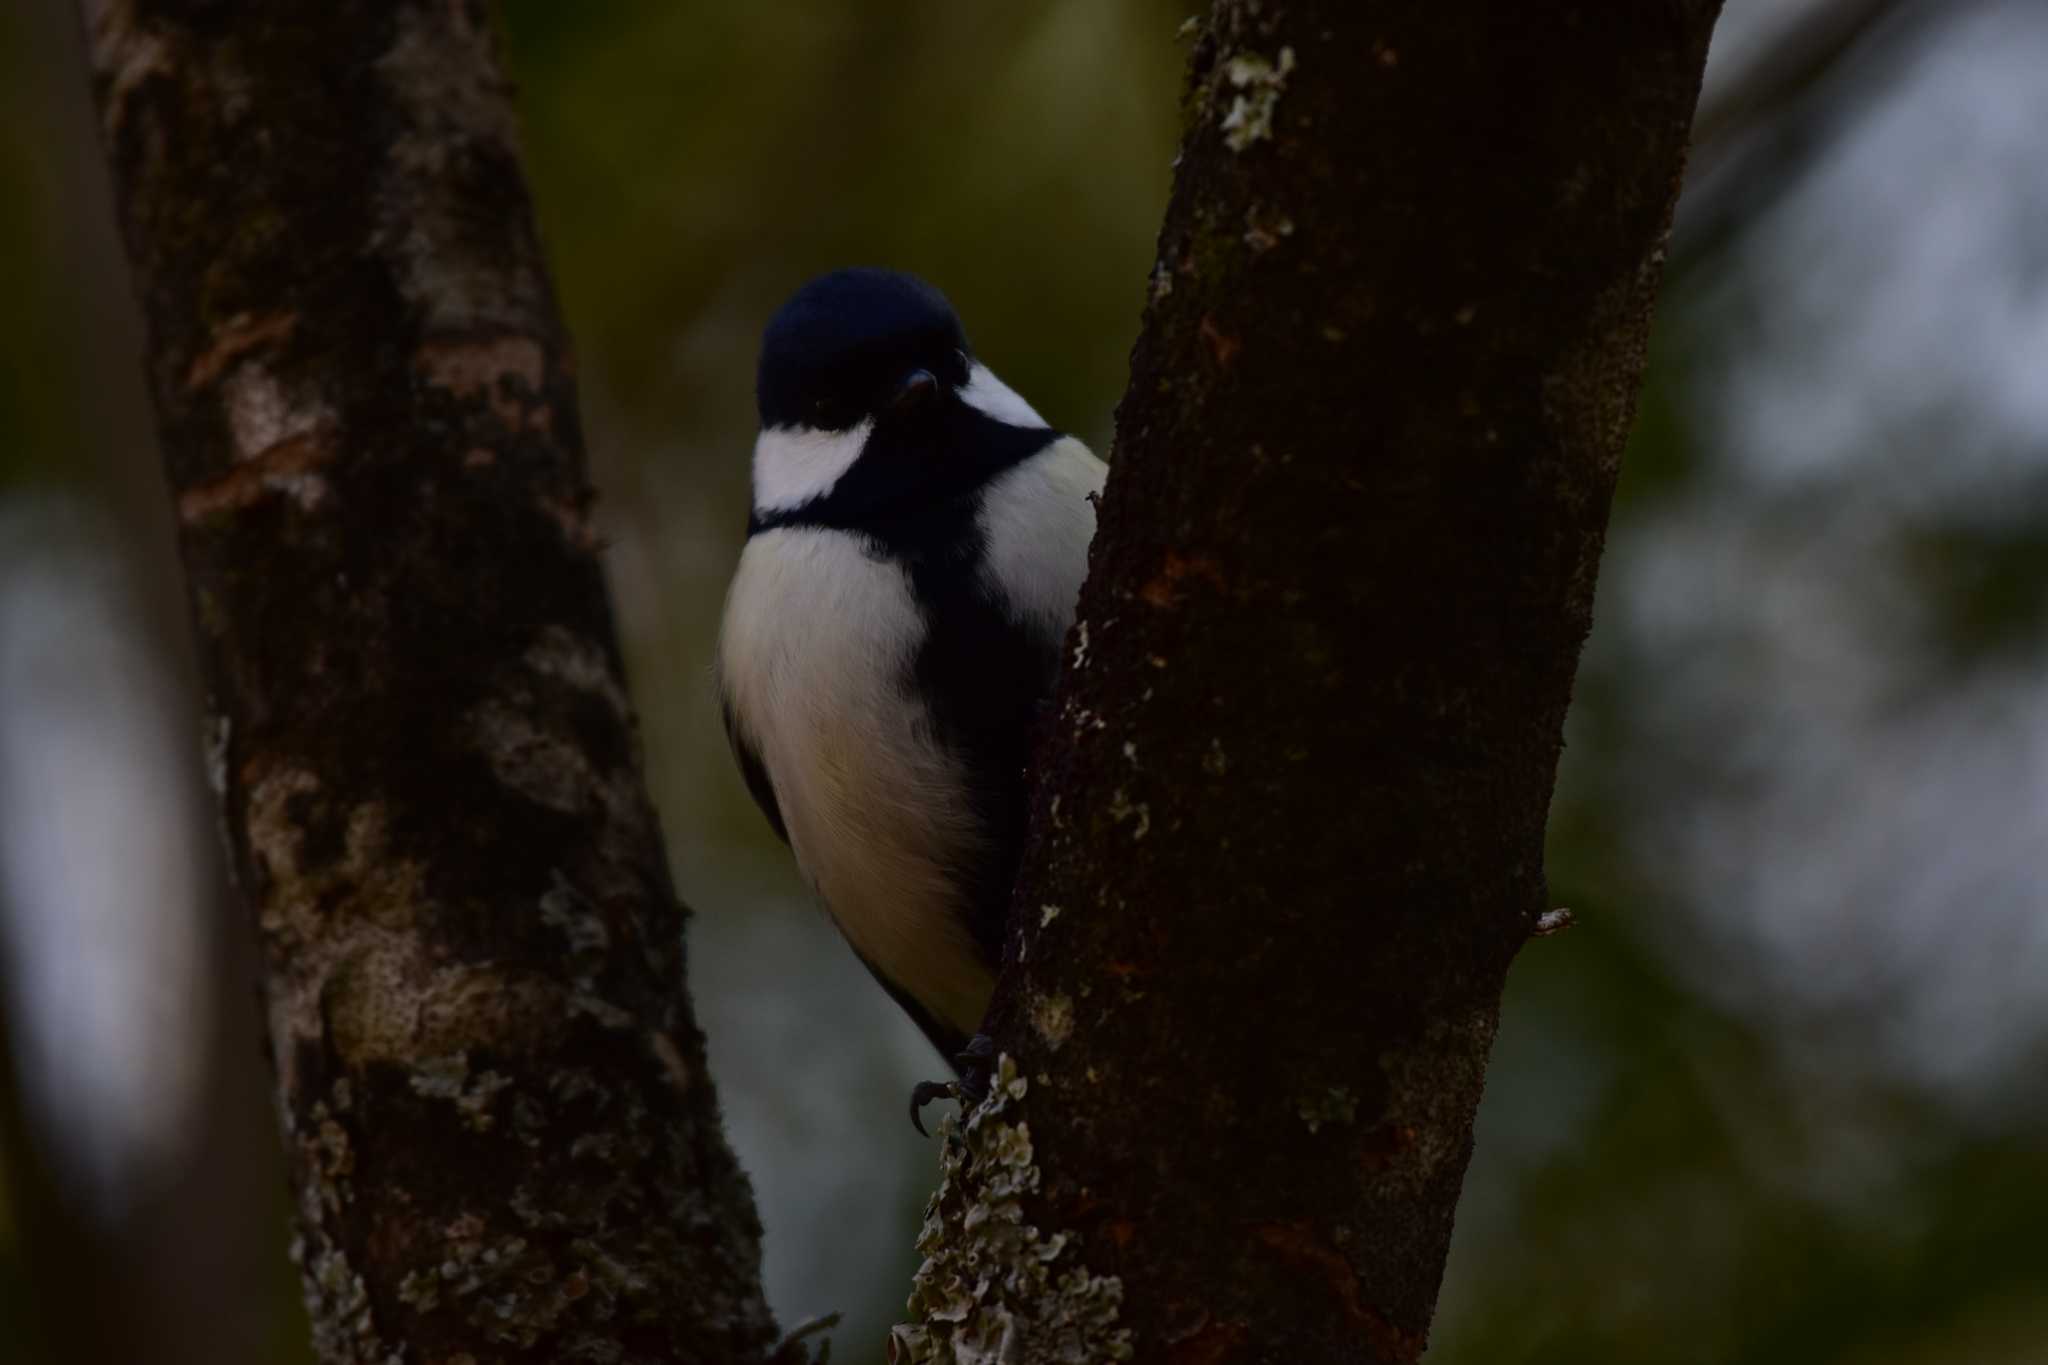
[715,268,1105,1131]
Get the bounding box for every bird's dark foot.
[955,1032,996,1105]
[908,1033,1000,1137]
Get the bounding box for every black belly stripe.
[745,403,1064,971]
[901,528,1059,964]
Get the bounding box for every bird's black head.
[746,268,1057,538]
[756,268,973,432]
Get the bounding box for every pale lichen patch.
[1105,789,1151,842]
[300,1240,395,1364]
[343,950,562,1069]
[1148,259,1174,303]
[466,697,607,816]
[525,626,632,718]
[398,1266,441,1314]
[537,873,654,1036]
[85,0,173,139]
[203,712,232,798]
[569,993,633,1030]
[1030,995,1075,1051]
[540,870,611,958]
[223,362,331,464]
[405,1050,468,1105]
[244,765,323,895]
[1243,203,1296,253]
[537,493,601,552]
[1298,1085,1359,1134]
[312,1111,354,1185]
[244,776,569,1086]
[176,357,338,522]
[895,1055,1132,1363]
[373,4,546,333]
[1218,46,1296,152]
[416,333,548,430]
[265,916,565,1102]
[410,1052,515,1132]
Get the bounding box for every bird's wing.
[720,697,789,845]
[849,941,972,1068]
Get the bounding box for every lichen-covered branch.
[903,3,1722,1361]
[80,3,782,1360]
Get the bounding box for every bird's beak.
[887,369,938,418]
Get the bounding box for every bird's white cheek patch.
[752,421,872,514]
[960,363,1048,429]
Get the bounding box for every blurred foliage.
[4,2,2047,1364]
[501,0,1182,439]
[0,3,87,488]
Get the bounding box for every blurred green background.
[4,2,2046,1361]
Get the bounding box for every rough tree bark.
[83,0,1721,1359]
[899,4,1722,1363]
[79,4,785,1361]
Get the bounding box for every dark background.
[2,2,2044,1361]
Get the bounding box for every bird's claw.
[908,1079,953,1138]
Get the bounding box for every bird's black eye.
[886,369,938,419]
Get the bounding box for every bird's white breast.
[717,527,995,1035]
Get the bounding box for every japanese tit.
[716,269,1105,1122]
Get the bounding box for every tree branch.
[901,3,1722,1361]
[79,3,780,1360]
